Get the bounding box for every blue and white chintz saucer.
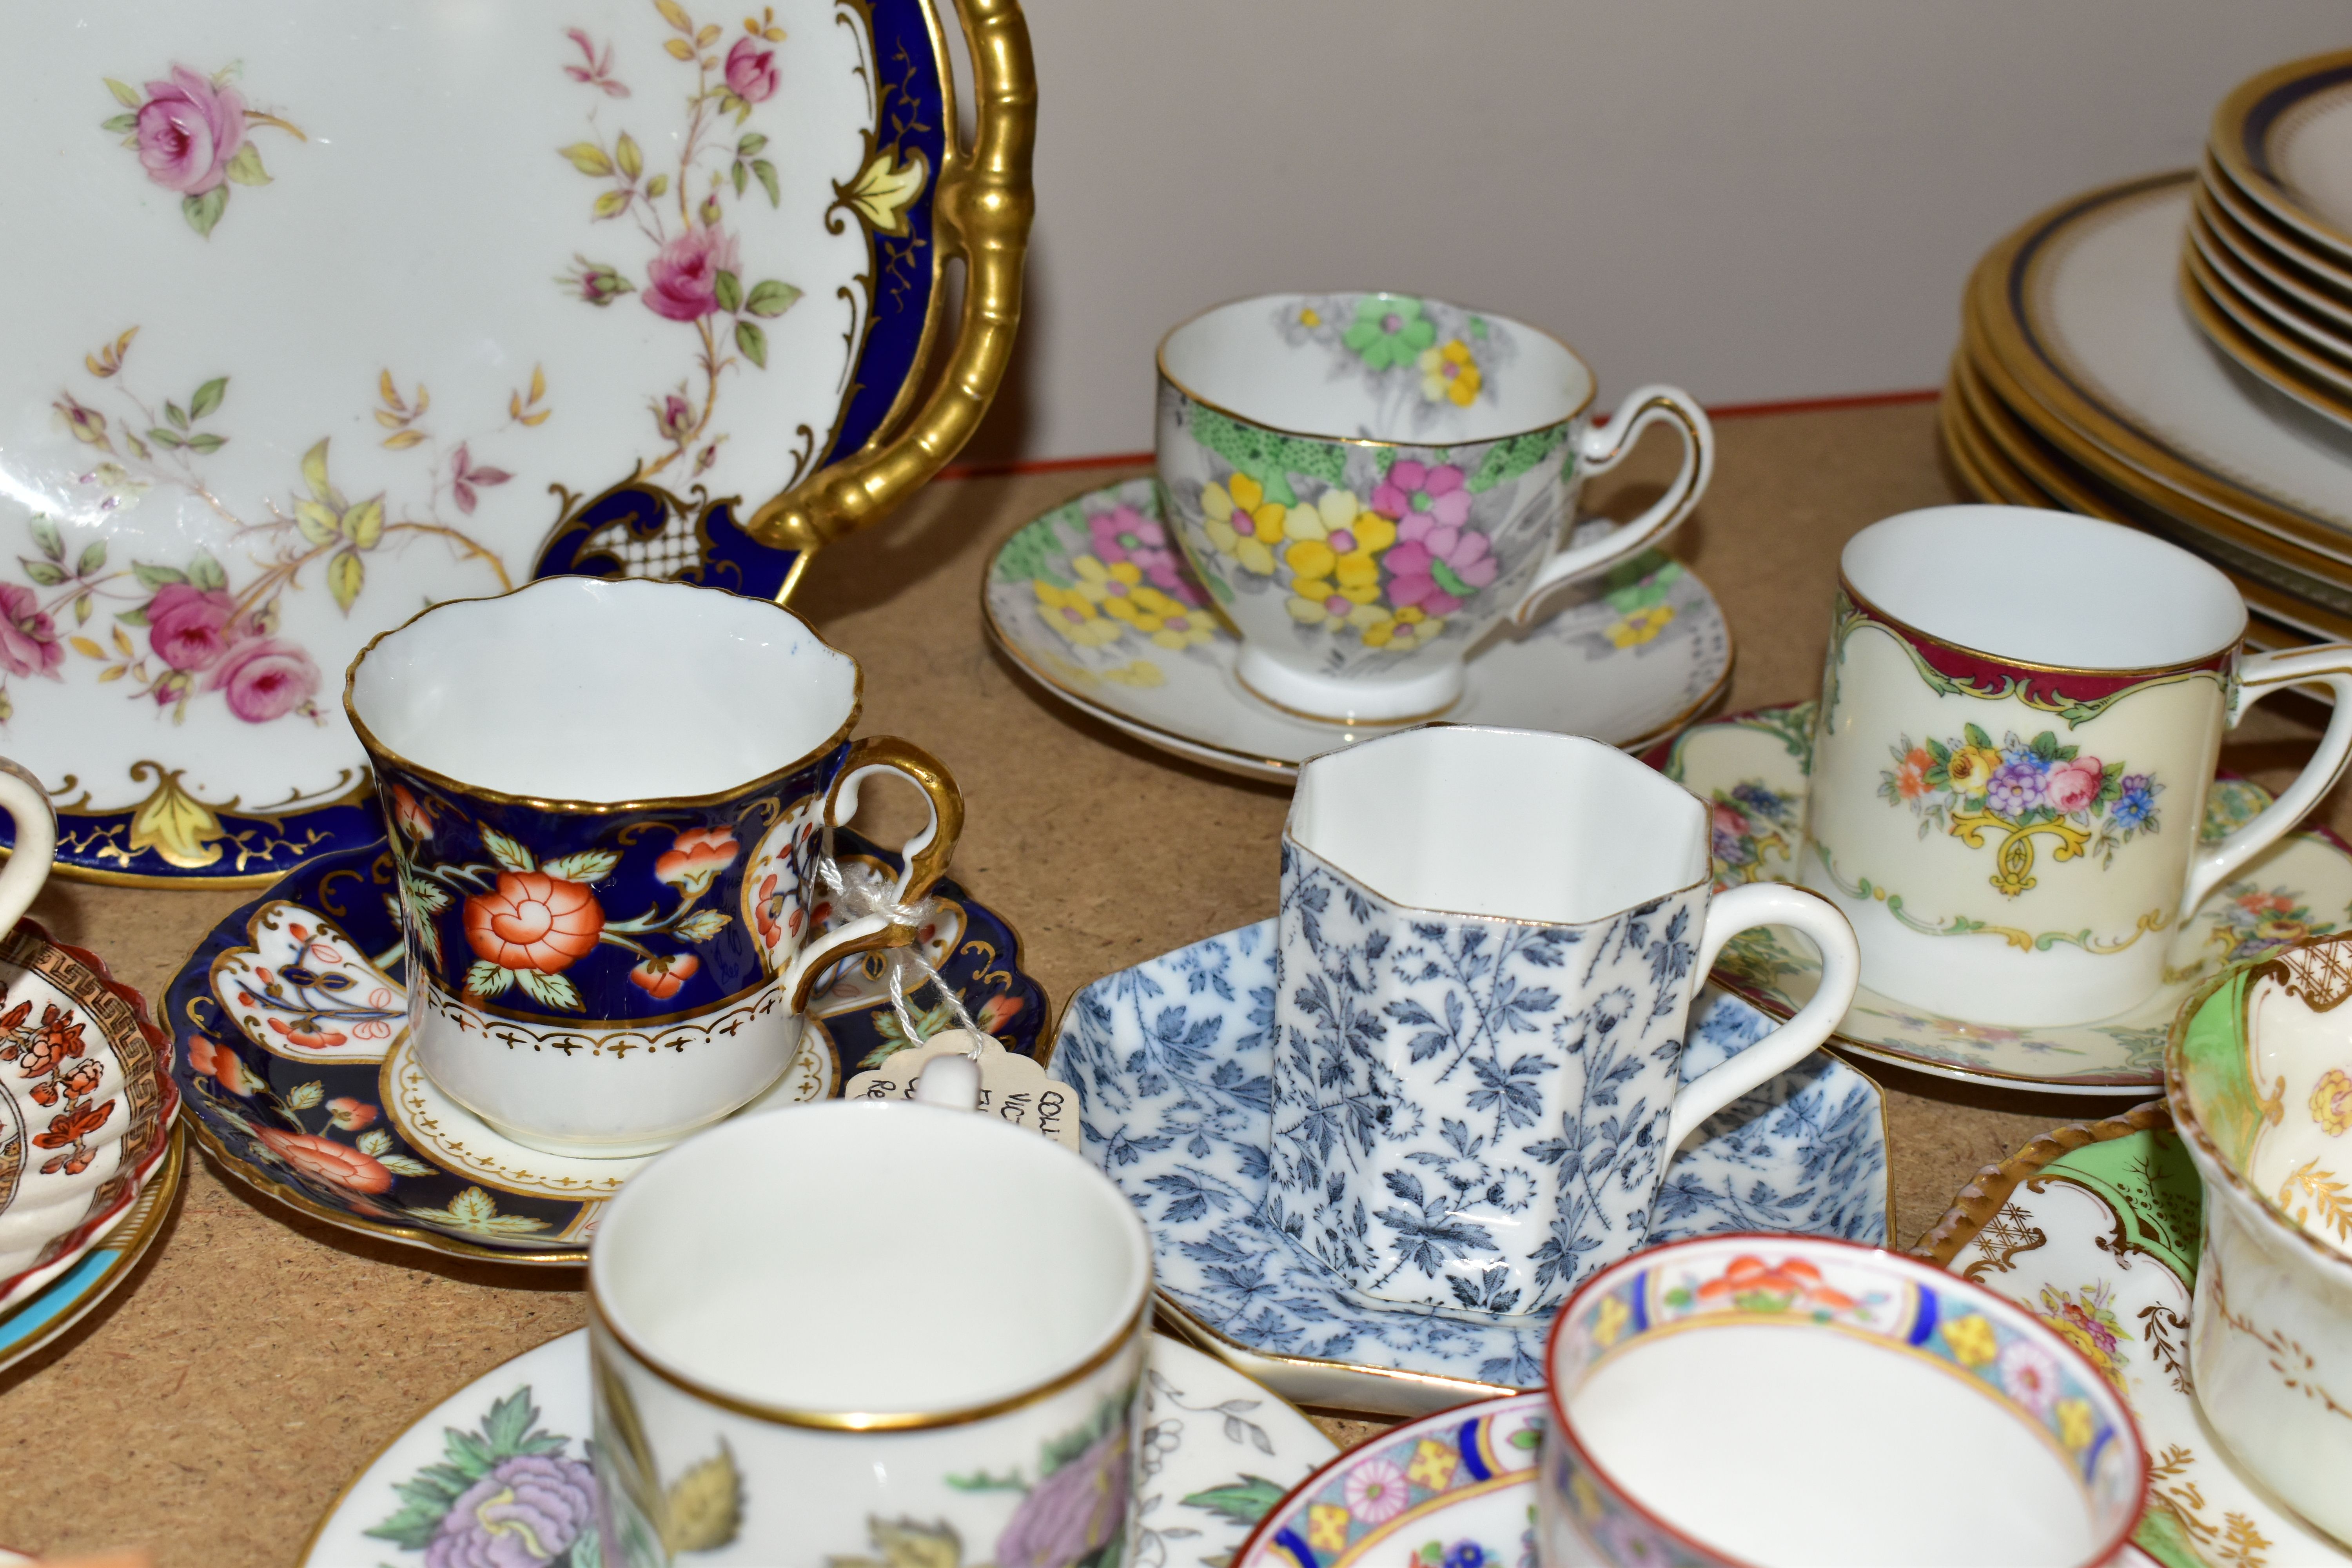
[1048,922,1889,1417]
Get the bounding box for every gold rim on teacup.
[1838,575,2244,683]
[342,578,864,816]
[586,1289,1151,1433]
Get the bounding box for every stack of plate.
[1945,53,2352,654]
[2189,51,2352,435]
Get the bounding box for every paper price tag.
[842,1029,1080,1151]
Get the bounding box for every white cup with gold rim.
[588,1099,1152,1566]
[1801,505,2352,1027]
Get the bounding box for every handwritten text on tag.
[842,1030,1079,1151]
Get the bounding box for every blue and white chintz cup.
[1268,726,1860,1315]
[345,577,962,1159]
[1156,292,1715,724]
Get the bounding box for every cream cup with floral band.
[589,1099,1153,1567]
[1156,292,1714,724]
[1802,505,2352,1028]
[344,576,962,1160]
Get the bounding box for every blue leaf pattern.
[1050,920,1888,1392]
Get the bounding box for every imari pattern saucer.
[1048,921,1888,1417]
[300,1328,1337,1568]
[1237,1392,1543,1568]
[982,479,1731,781]
[165,828,1045,1264]
[1916,1104,2339,1568]
[1648,701,2352,1094]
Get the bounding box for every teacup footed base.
[422,1007,814,1161]
[1233,642,1465,726]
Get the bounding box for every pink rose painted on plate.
[725,36,779,104]
[145,583,247,672]
[102,64,305,237]
[644,224,743,322]
[209,639,321,724]
[0,584,64,683]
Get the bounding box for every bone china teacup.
[1269,726,1860,1316]
[1156,292,1715,724]
[345,576,962,1158]
[1538,1235,2145,1566]
[1801,505,2352,1027]
[590,1100,1152,1567]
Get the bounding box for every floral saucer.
[1048,922,1889,1417]
[164,828,1045,1264]
[1236,1391,1544,1568]
[0,917,179,1314]
[0,1120,181,1378]
[1646,701,2352,1094]
[300,1327,1337,1568]
[1915,1103,2340,1568]
[983,479,1731,781]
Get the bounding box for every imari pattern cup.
[1802,505,2352,1026]
[1156,292,1715,723]
[345,576,962,1158]
[1267,726,1859,1316]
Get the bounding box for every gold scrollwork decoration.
[1947,808,2092,898]
[744,0,1033,557]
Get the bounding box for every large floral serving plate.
[1646,701,2352,1094]
[1916,1103,2345,1568]
[1048,921,1888,1417]
[165,826,1045,1263]
[984,478,1731,781]
[299,1327,1336,1568]
[0,0,1031,885]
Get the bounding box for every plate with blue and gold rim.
[164,824,1045,1264]
[0,1120,183,1380]
[1915,1102,2343,1568]
[1047,920,1888,1418]
[0,0,1031,887]
[1644,700,2352,1095]
[982,478,1732,782]
[1236,1392,1544,1568]
[299,1327,1336,1568]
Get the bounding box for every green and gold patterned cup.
[1803,505,2352,1027]
[1156,292,1714,723]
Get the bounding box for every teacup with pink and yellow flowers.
[1155,292,1714,722]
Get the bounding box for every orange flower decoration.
[654,826,739,895]
[255,1127,393,1194]
[33,1098,116,1173]
[1895,747,1932,800]
[186,1035,258,1097]
[267,1017,348,1051]
[391,784,434,842]
[327,1096,377,1132]
[629,953,700,1000]
[1695,1254,1859,1313]
[9,1004,88,1077]
[463,872,604,973]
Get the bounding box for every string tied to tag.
[812,844,985,1059]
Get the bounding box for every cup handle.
[2180,644,2352,917]
[1511,385,1715,627]
[780,737,967,1012]
[0,757,55,942]
[1662,882,1860,1152]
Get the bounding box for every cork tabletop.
[6,399,2339,1562]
